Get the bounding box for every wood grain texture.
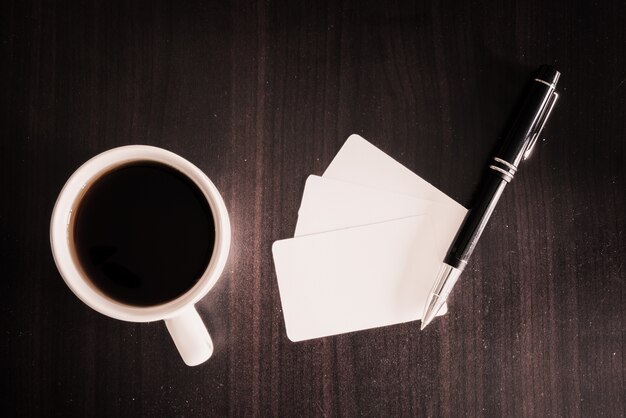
[1,0,624,416]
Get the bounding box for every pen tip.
[420,306,437,330]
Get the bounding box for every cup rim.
[50,145,231,323]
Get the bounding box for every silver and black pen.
[421,65,561,329]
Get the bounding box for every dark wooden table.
[2,0,625,416]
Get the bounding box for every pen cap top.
[536,65,560,86]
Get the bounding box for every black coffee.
[72,162,215,306]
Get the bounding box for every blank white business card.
[323,134,464,210]
[295,175,462,237]
[273,215,448,342]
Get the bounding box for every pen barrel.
[497,66,560,168]
[445,175,507,270]
[445,65,560,271]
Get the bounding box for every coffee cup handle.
[165,306,213,366]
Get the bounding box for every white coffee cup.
[50,145,231,366]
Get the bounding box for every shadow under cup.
[69,161,217,307]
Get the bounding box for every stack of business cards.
[272,135,467,341]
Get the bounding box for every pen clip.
[524,91,559,160]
